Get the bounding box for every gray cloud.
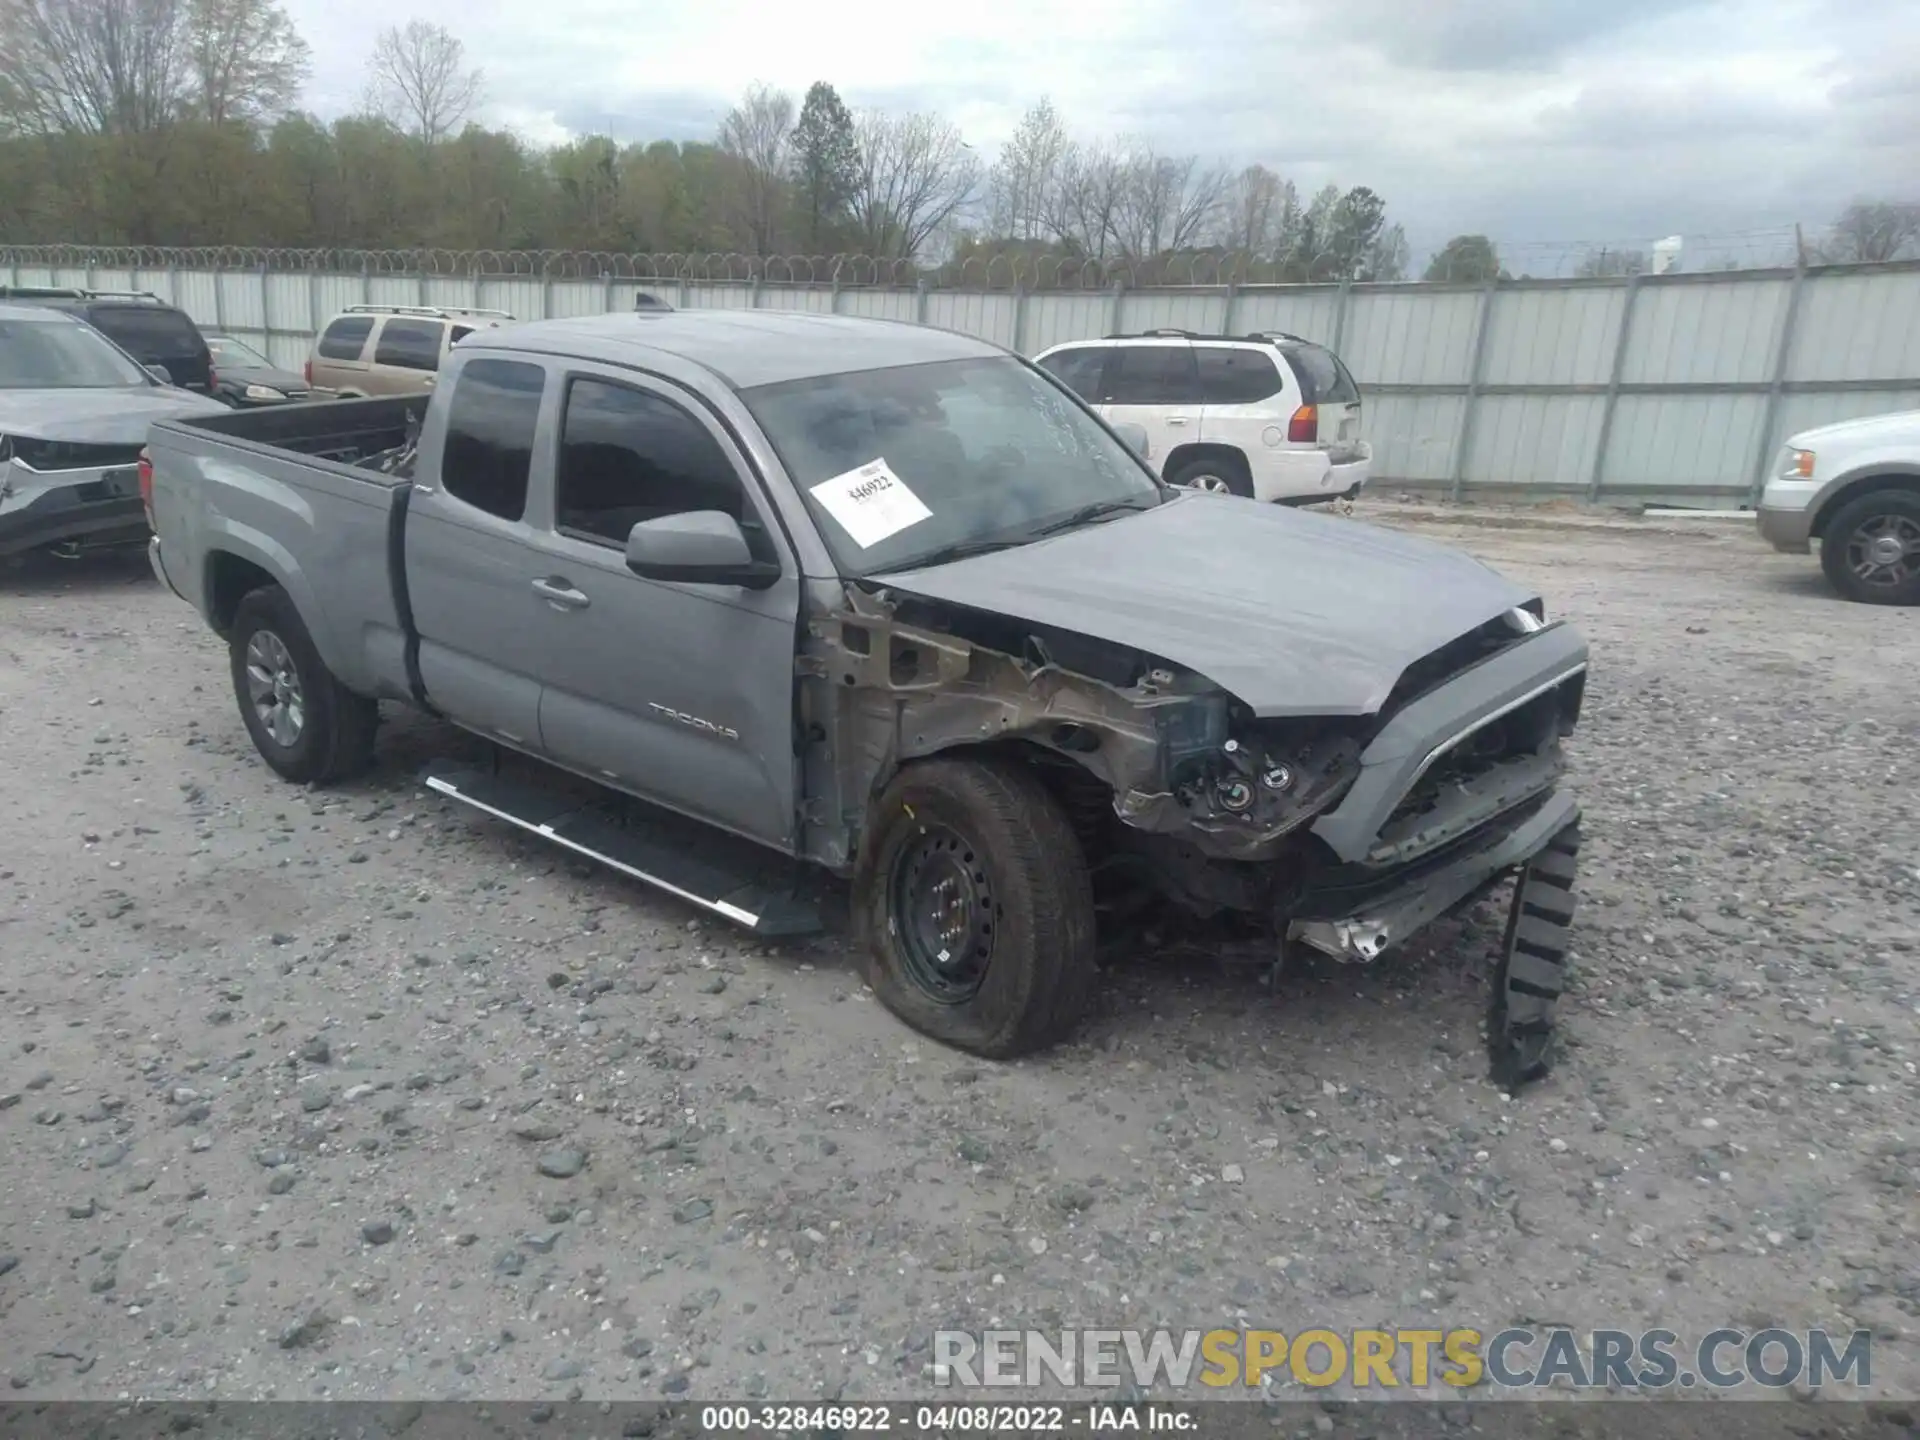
[1331,0,1714,71]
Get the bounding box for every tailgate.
[1284,341,1365,462]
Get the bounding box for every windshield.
[0,315,153,390]
[208,336,272,368]
[741,355,1163,576]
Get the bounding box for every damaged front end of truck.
[798,579,1588,1085]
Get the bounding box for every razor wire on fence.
[2,229,1888,289]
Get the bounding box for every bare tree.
[0,0,189,134]
[850,109,980,260]
[1817,200,1920,264]
[186,0,307,126]
[718,81,794,255]
[1044,141,1127,259]
[366,20,481,145]
[1216,163,1292,257]
[1110,145,1227,258]
[987,97,1068,243]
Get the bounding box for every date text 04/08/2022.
[698,1404,1196,1432]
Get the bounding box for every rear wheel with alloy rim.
[227,584,379,784]
[1168,456,1252,497]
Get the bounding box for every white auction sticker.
[809,458,932,549]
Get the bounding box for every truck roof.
[469,309,1006,391]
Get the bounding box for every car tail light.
[138,447,154,528]
[1288,404,1318,443]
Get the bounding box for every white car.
[1756,408,1920,606]
[1032,330,1371,503]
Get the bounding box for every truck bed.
[146,396,432,704]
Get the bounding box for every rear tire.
[1818,489,1920,606]
[228,584,378,785]
[1488,821,1580,1089]
[855,757,1097,1058]
[1168,455,1253,498]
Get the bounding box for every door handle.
[531,577,590,610]
[1166,416,1189,425]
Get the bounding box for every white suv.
[1032,330,1370,503]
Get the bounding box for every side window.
[440,358,544,521]
[374,318,446,371]
[316,316,373,361]
[1195,345,1284,405]
[450,324,474,345]
[1283,343,1360,404]
[556,377,758,551]
[1036,346,1108,402]
[1103,344,1198,405]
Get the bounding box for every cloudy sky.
[281,0,1917,257]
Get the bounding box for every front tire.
[855,758,1097,1058]
[1819,489,1920,605]
[1488,821,1580,1089]
[228,584,378,785]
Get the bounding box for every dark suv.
[0,287,215,396]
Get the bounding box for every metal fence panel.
[1787,270,1920,382]
[9,247,1920,503]
[1481,285,1625,387]
[1621,276,1788,385]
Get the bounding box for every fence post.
[1448,276,1500,503]
[602,273,613,313]
[1748,237,1810,507]
[1107,281,1125,336]
[361,259,371,306]
[540,276,552,320]
[1220,282,1238,336]
[470,271,482,312]
[1330,278,1353,353]
[830,276,841,315]
[915,280,928,326]
[677,276,690,310]
[1012,285,1030,354]
[259,265,272,348]
[752,275,764,311]
[166,264,180,308]
[416,252,429,307]
[1586,272,1644,502]
[308,271,321,346]
[211,259,227,332]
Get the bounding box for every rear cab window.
[1194,345,1284,405]
[439,358,545,520]
[1281,342,1360,405]
[374,319,447,371]
[317,316,374,361]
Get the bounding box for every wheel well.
[207,551,278,634]
[1810,473,1920,540]
[1163,443,1249,480]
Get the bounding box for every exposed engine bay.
[799,582,1579,940]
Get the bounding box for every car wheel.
[856,757,1097,1058]
[228,584,379,785]
[1168,456,1252,497]
[1818,489,1920,605]
[1487,821,1580,1089]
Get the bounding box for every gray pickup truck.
[146,309,1589,1081]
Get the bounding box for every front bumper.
[0,461,147,559]
[1288,787,1577,962]
[1756,504,1814,553]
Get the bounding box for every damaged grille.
[1368,672,1580,866]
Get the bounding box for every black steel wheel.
[856,757,1096,1058]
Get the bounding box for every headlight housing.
[244,383,287,402]
[1786,448,1815,479]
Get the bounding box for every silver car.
[0,301,227,559]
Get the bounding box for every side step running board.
[421,764,822,938]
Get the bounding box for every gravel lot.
[1,509,1915,1407]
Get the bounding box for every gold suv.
[304,304,515,397]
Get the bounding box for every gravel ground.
[0,511,1915,1408]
